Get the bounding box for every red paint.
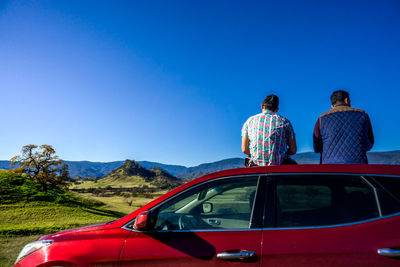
[261,215,400,266]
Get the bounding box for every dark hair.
[262,94,279,112]
[330,90,350,105]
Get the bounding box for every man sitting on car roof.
[313,90,374,164]
[241,94,297,166]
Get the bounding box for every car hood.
[39,220,117,240]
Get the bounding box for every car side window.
[152,177,259,231]
[275,175,379,227]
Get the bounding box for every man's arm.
[366,114,374,150]
[241,135,250,156]
[285,121,297,155]
[287,136,297,155]
[313,118,323,153]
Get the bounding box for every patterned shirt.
[242,110,295,166]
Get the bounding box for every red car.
[15,164,400,266]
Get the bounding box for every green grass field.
[0,194,162,266]
[0,170,164,266]
[0,201,126,236]
[79,191,165,214]
[71,175,157,189]
[0,201,128,267]
[0,235,41,267]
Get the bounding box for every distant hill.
[0,161,11,170]
[67,161,124,178]
[0,160,126,178]
[1,151,399,179]
[67,160,187,179]
[97,160,181,189]
[292,152,321,164]
[366,151,400,165]
[293,151,400,165]
[175,158,244,180]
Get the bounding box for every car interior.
[153,179,258,230]
[276,176,380,227]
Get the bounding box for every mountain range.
[1,151,399,179]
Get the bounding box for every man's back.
[242,110,295,166]
[314,105,374,164]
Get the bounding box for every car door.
[120,176,264,266]
[260,174,400,266]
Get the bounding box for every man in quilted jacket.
[313,90,374,164]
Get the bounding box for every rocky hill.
[99,160,181,189]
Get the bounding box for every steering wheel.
[178,214,197,230]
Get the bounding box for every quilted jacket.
[313,105,374,164]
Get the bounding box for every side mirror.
[134,211,150,231]
[202,202,213,213]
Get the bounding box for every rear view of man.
[242,94,297,166]
[313,90,374,164]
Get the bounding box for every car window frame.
[124,174,266,232]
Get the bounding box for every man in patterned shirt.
[241,94,297,166]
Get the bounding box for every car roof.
[200,164,400,180]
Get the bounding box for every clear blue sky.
[1,0,399,166]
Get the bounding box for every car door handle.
[217,250,256,261]
[377,248,400,258]
[208,219,221,225]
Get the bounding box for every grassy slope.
[71,175,156,189]
[0,201,128,266]
[0,201,126,266]
[82,191,165,214]
[0,201,125,236]
[0,170,129,266]
[0,235,41,266]
[0,169,166,266]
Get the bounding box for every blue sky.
[0,0,399,166]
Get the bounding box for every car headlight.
[15,240,53,264]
